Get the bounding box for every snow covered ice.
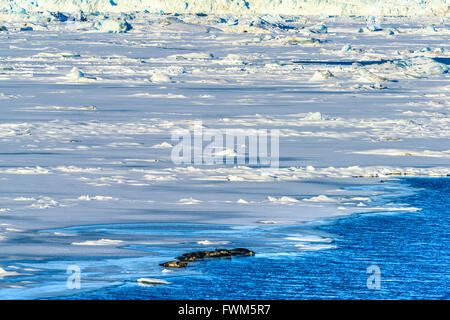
[0,0,448,299]
[1,0,449,16]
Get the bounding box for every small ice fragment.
[359,69,387,83]
[309,70,334,81]
[178,198,202,204]
[258,220,278,224]
[285,235,333,243]
[72,239,123,246]
[151,142,173,149]
[67,67,84,80]
[310,23,327,33]
[197,240,213,245]
[0,268,20,279]
[303,195,336,202]
[295,244,337,251]
[97,18,132,33]
[341,44,352,52]
[356,202,367,207]
[137,278,170,286]
[386,29,395,35]
[366,25,382,32]
[50,12,69,22]
[268,196,299,203]
[77,195,117,201]
[304,112,323,121]
[74,10,87,22]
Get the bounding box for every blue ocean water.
[53,177,449,300]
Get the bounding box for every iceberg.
[395,56,449,76]
[0,0,448,16]
[95,17,132,33]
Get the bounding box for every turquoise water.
[0,178,448,299]
[59,178,449,300]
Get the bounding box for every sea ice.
[72,239,124,246]
[151,72,172,83]
[95,18,132,33]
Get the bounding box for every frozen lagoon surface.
[0,9,449,299]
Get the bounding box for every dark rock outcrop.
[160,248,255,268]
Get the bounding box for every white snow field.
[0,4,448,297]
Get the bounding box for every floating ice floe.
[286,235,333,243]
[150,72,172,83]
[258,220,278,224]
[295,243,337,251]
[178,198,202,204]
[365,206,422,212]
[341,44,352,52]
[77,195,119,201]
[284,36,323,46]
[130,93,186,99]
[268,196,299,204]
[303,112,323,121]
[29,197,59,209]
[49,11,69,22]
[309,70,334,81]
[353,149,450,158]
[220,53,247,65]
[95,18,132,33]
[72,239,124,246]
[169,52,214,60]
[356,202,367,207]
[303,195,337,202]
[0,267,19,279]
[352,83,387,90]
[310,23,327,33]
[137,278,170,286]
[358,68,388,83]
[196,240,230,245]
[66,67,97,82]
[395,56,448,77]
[35,105,96,111]
[151,142,173,149]
[54,166,101,173]
[213,148,237,157]
[0,166,50,174]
